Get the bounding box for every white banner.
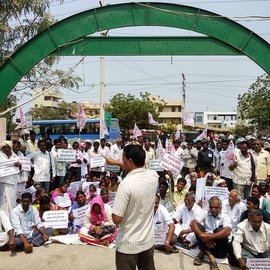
[82,181,100,193]
[154,229,167,245]
[67,180,85,198]
[43,210,69,229]
[58,149,76,162]
[149,160,164,171]
[19,157,31,171]
[90,157,105,168]
[159,153,184,176]
[247,258,270,270]
[73,204,88,227]
[0,159,20,177]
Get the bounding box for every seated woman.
[78,197,116,246]
[69,191,88,233]
[100,188,112,206]
[52,181,73,207]
[108,175,119,192]
[86,184,97,202]
[32,188,47,208]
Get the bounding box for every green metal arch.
[0,2,270,102]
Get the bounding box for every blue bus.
[32,119,120,141]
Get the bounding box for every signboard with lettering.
[58,149,76,162]
[159,153,184,176]
[43,210,69,229]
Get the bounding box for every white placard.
[154,229,167,245]
[73,204,88,227]
[58,149,76,162]
[149,160,164,171]
[67,180,85,198]
[54,195,72,208]
[204,186,229,203]
[0,159,20,177]
[195,178,206,203]
[19,157,31,171]
[19,185,37,198]
[90,157,105,168]
[82,181,100,193]
[105,164,120,172]
[247,258,270,270]
[159,153,184,176]
[43,210,69,229]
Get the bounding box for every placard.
[19,157,31,171]
[149,160,164,171]
[154,229,167,245]
[19,185,36,199]
[73,204,88,227]
[67,180,85,198]
[195,178,206,203]
[90,157,105,168]
[247,258,270,270]
[54,195,72,208]
[43,210,69,229]
[82,181,100,193]
[0,159,20,177]
[204,186,229,203]
[58,149,76,162]
[105,164,120,172]
[159,153,184,176]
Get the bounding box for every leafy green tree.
[30,101,77,120]
[106,92,162,130]
[238,74,270,131]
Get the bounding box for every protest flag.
[133,123,142,139]
[148,112,159,126]
[76,103,87,132]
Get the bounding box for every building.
[80,101,100,119]
[149,95,183,125]
[32,89,63,109]
[194,111,237,129]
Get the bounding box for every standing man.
[144,141,155,169]
[197,141,214,177]
[110,137,123,161]
[181,141,198,177]
[112,144,158,270]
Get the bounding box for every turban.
[0,140,13,150]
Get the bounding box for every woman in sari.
[79,196,116,246]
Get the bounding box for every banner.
[43,210,69,229]
[19,157,31,171]
[0,159,20,177]
[156,139,164,160]
[100,118,109,136]
[225,140,236,165]
[159,153,184,176]
[183,112,194,126]
[90,157,106,168]
[133,123,142,139]
[76,103,87,132]
[196,129,207,141]
[148,112,159,126]
[58,149,76,162]
[15,107,27,130]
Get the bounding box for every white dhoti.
[174,223,196,246]
[0,183,17,216]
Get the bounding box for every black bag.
[88,225,115,239]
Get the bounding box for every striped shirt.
[112,167,159,254]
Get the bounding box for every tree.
[105,92,162,130]
[30,101,77,120]
[238,74,270,131]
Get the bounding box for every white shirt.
[222,200,247,230]
[154,204,173,232]
[10,204,43,239]
[233,219,270,259]
[172,203,205,230]
[28,150,56,182]
[110,143,122,160]
[145,148,155,169]
[52,148,66,177]
[232,152,252,185]
[203,211,232,233]
[88,149,103,172]
[113,167,159,254]
[99,145,110,158]
[174,147,183,161]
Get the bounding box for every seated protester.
[154,194,177,253]
[52,181,73,206]
[32,188,47,208]
[190,196,232,270]
[259,181,270,201]
[188,184,196,195]
[103,175,111,189]
[240,196,270,224]
[232,209,270,269]
[10,192,53,252]
[99,180,106,191]
[38,196,66,235]
[78,197,116,246]
[108,175,119,192]
[0,208,16,251]
[69,191,88,233]
[86,184,97,202]
[251,184,270,213]
[222,189,246,231]
[100,188,112,207]
[172,178,188,210]
[159,181,173,213]
[185,171,197,190]
[172,192,205,249]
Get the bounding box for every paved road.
[0,243,236,270]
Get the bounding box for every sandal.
[181,241,191,250]
[209,261,219,270]
[193,252,204,266]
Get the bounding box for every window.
[196,116,203,123]
[172,106,176,112]
[44,96,52,101]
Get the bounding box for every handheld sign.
[149,160,164,171]
[43,210,69,229]
[19,157,31,171]
[67,180,85,198]
[104,164,120,173]
[195,178,206,203]
[58,149,76,162]
[247,258,270,270]
[19,185,37,199]
[54,195,72,208]
[154,229,167,245]
[73,205,88,227]
[0,159,20,177]
[159,153,184,176]
[90,157,105,168]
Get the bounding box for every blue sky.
[26,0,270,113]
